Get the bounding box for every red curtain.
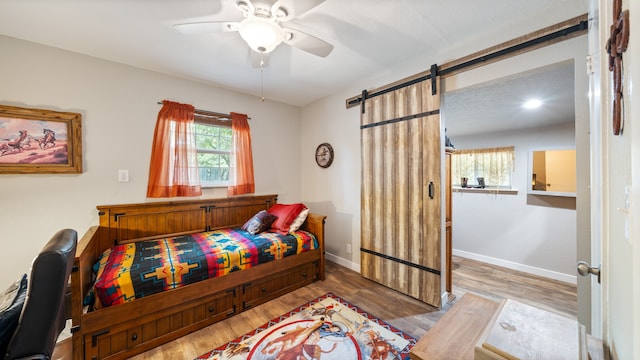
[227,112,255,196]
[147,100,202,198]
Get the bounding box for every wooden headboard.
[97,194,279,246]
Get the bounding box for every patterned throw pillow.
[242,210,278,235]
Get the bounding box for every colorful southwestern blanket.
[87,229,318,308]
[196,292,416,360]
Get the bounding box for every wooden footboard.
[70,195,326,360]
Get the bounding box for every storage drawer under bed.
[84,288,237,360]
[241,261,318,310]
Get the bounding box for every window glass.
[451,146,514,189]
[195,122,232,187]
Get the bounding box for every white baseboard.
[326,250,576,284]
[325,252,360,273]
[453,249,577,284]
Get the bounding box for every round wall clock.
[315,143,334,168]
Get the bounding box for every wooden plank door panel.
[361,76,442,307]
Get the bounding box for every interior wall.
[300,94,361,270]
[0,35,303,287]
[597,0,639,357]
[300,34,588,281]
[625,1,640,356]
[450,122,577,281]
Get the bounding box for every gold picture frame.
[0,104,82,174]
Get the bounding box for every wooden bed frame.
[70,194,326,360]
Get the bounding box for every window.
[148,101,253,197]
[194,121,232,187]
[451,146,515,189]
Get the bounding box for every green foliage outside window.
[195,123,232,186]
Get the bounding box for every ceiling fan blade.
[174,21,240,34]
[283,28,333,57]
[250,50,270,69]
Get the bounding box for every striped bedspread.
[88,228,318,308]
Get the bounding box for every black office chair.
[4,229,77,360]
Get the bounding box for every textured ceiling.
[444,62,576,138]
[0,0,588,108]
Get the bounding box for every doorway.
[439,35,591,330]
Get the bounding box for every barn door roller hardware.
[346,14,588,109]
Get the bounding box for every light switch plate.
[118,169,129,182]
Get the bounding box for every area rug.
[195,292,416,360]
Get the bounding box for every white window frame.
[194,119,232,188]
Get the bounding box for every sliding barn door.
[360,76,442,307]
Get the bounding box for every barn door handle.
[428,181,434,199]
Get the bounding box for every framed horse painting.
[0,104,82,174]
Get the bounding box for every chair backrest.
[5,229,77,360]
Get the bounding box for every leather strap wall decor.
[606,0,630,135]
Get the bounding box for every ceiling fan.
[174,0,334,65]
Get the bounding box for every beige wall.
[627,1,640,356]
[451,123,577,280]
[597,0,639,357]
[0,35,303,286]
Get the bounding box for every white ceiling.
[0,0,588,110]
[444,61,576,138]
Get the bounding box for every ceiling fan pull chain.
[260,53,265,102]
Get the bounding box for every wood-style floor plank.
[53,256,577,360]
[450,256,577,318]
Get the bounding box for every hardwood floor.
[53,256,577,360]
[450,256,577,319]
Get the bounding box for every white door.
[588,0,639,358]
[583,0,603,337]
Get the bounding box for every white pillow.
[288,208,309,233]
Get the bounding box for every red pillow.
[267,203,307,234]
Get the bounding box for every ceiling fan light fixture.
[236,1,251,14]
[523,99,543,109]
[238,15,284,53]
[274,7,288,20]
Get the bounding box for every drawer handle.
[131,333,138,342]
[302,272,307,277]
[91,329,110,347]
[261,287,267,292]
[208,306,215,313]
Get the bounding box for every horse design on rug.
[260,318,342,360]
[363,329,399,360]
[223,343,251,358]
[199,294,415,360]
